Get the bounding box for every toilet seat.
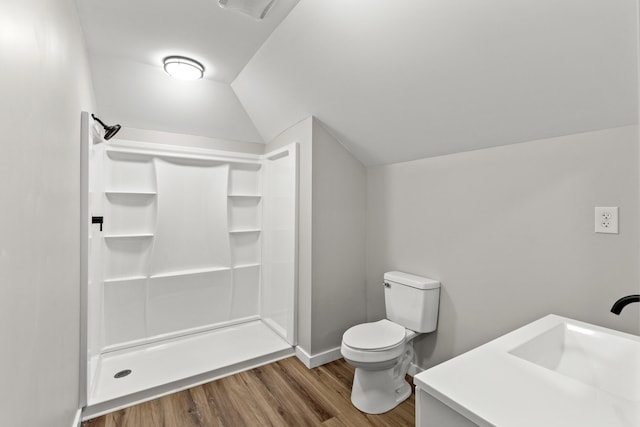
[341,320,407,364]
[343,319,406,351]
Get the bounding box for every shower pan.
[79,112,298,418]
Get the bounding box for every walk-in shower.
[80,112,298,419]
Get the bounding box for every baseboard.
[407,362,423,377]
[294,346,312,367]
[296,345,423,376]
[295,346,342,368]
[72,409,82,427]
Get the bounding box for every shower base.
[83,320,293,420]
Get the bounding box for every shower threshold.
[83,320,293,420]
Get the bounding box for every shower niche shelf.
[150,266,231,279]
[103,275,147,284]
[227,194,261,198]
[103,234,153,281]
[233,262,261,270]
[230,232,261,266]
[229,164,262,195]
[105,191,157,196]
[228,187,261,233]
[103,184,157,235]
[228,164,262,278]
[103,233,154,239]
[107,146,245,167]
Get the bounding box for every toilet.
[341,271,440,414]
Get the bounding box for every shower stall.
[80,112,298,418]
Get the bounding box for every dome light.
[163,56,205,80]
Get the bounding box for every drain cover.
[114,369,132,379]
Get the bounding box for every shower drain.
[114,369,132,379]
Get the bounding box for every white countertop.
[414,315,640,427]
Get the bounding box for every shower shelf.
[150,266,231,279]
[229,229,261,234]
[105,191,157,196]
[103,233,154,239]
[106,147,261,166]
[233,263,260,269]
[104,276,147,284]
[227,194,261,198]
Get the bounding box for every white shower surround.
[81,115,298,414]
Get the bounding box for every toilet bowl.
[341,319,417,414]
[340,271,440,414]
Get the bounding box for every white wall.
[367,126,640,369]
[267,117,367,358]
[0,0,96,426]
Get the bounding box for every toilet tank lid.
[384,271,440,290]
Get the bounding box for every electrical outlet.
[595,207,619,234]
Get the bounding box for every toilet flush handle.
[384,282,391,288]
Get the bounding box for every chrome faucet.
[610,294,640,315]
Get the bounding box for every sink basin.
[509,321,640,401]
[415,315,640,427]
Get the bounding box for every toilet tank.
[384,271,441,333]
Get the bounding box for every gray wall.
[311,121,367,354]
[0,0,96,426]
[367,126,640,369]
[268,117,367,357]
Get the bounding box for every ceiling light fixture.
[163,56,205,80]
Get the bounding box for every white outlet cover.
[595,206,619,234]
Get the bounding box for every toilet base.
[350,366,412,414]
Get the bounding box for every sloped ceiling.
[233,0,638,165]
[76,0,638,163]
[88,54,263,142]
[76,0,300,142]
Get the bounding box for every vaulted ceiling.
[75,0,300,143]
[77,0,638,165]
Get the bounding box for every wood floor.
[83,357,415,427]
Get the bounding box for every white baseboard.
[295,346,342,368]
[295,345,423,378]
[72,409,82,427]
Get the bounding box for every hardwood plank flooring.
[83,357,416,427]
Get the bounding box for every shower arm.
[91,114,107,128]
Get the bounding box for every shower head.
[91,114,121,141]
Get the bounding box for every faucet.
[610,294,640,315]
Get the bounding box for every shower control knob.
[92,216,104,232]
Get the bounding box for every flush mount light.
[163,56,205,80]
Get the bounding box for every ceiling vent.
[218,0,276,20]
